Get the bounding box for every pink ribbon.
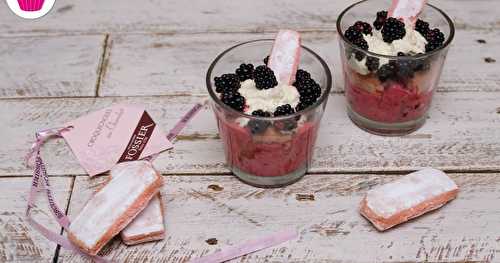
[25,127,111,262]
[189,229,298,263]
[144,98,208,162]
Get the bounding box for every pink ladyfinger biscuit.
[109,162,166,245]
[68,161,163,255]
[121,194,166,245]
[388,0,427,25]
[360,168,458,231]
[267,30,301,85]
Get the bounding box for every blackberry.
[426,28,445,44]
[263,55,270,65]
[413,53,430,72]
[352,38,368,61]
[235,63,254,81]
[251,109,271,117]
[247,119,270,134]
[214,74,240,93]
[273,119,298,131]
[381,17,406,43]
[397,52,406,56]
[425,42,441,52]
[294,76,322,109]
[295,101,308,112]
[415,19,430,37]
[295,69,311,83]
[425,28,445,52]
[354,21,373,35]
[377,62,397,82]
[345,26,363,43]
[353,37,368,50]
[220,91,245,111]
[373,10,388,30]
[295,78,321,97]
[300,94,319,106]
[274,104,295,116]
[395,60,415,79]
[366,56,380,71]
[253,65,278,90]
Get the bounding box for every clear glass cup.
[337,0,455,135]
[206,40,332,188]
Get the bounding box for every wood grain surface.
[1,0,499,262]
[0,177,72,262]
[0,0,499,36]
[99,30,500,96]
[58,173,500,262]
[0,35,104,99]
[1,93,499,176]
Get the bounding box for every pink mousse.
[346,77,433,123]
[217,120,318,177]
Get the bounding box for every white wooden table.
[1,1,499,262]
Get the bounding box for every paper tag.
[61,104,172,176]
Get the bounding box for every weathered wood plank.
[58,173,500,262]
[0,93,499,176]
[0,177,73,262]
[99,30,500,96]
[0,35,104,98]
[0,0,499,36]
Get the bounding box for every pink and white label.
[61,104,172,176]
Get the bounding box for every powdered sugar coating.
[268,30,301,85]
[366,168,458,218]
[121,194,164,238]
[69,161,160,248]
[389,0,427,25]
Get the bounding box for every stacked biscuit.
[67,161,166,255]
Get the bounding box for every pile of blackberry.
[414,19,445,52]
[214,61,322,116]
[361,11,446,82]
[344,21,371,61]
[214,73,245,111]
[214,62,278,112]
[293,69,322,111]
[381,17,406,43]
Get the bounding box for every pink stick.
[388,0,427,25]
[267,30,301,85]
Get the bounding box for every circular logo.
[6,0,56,19]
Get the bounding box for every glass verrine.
[337,0,455,135]
[206,40,332,188]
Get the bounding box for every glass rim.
[336,0,456,60]
[206,39,333,121]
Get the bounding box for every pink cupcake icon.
[17,0,45,11]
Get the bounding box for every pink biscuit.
[68,161,163,255]
[388,0,427,25]
[360,168,458,231]
[107,161,166,245]
[267,30,301,85]
[121,194,165,245]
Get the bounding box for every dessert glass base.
[232,165,307,188]
[347,105,426,136]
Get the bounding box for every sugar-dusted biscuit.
[68,161,163,255]
[360,168,458,231]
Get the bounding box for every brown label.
[118,111,156,163]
